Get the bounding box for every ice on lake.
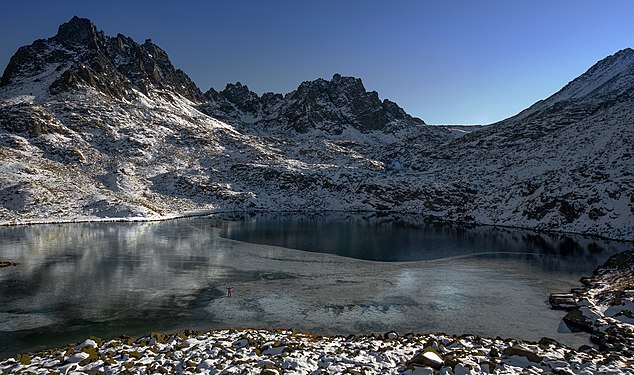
[0,212,629,357]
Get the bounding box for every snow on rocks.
[1,329,632,374]
[560,250,634,356]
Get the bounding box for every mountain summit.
[1,16,203,102]
[53,15,103,48]
[203,73,425,134]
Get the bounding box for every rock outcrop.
[1,16,203,102]
[202,73,425,134]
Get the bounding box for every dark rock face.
[202,73,425,134]
[1,16,203,102]
[205,83,263,125]
[54,15,103,48]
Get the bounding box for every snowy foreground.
[2,251,633,374]
[0,329,628,375]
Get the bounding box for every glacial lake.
[0,212,630,358]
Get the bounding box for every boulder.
[384,331,398,340]
[563,306,599,332]
[407,348,444,370]
[502,345,542,363]
[549,293,577,310]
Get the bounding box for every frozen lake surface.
[0,212,630,358]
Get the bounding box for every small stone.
[409,366,434,375]
[489,347,500,357]
[454,363,472,375]
[119,335,135,345]
[76,339,98,350]
[80,346,99,364]
[384,331,398,340]
[67,352,90,363]
[502,345,542,363]
[538,337,558,347]
[563,307,599,331]
[17,353,31,365]
[88,336,104,347]
[233,338,249,348]
[150,332,167,344]
[553,368,575,375]
[549,293,577,310]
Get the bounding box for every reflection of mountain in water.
[218,211,630,270]
[0,220,231,356]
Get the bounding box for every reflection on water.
[220,212,626,270]
[0,213,630,358]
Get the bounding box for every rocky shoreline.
[1,250,634,374]
[560,250,634,356]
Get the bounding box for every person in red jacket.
[227,286,233,297]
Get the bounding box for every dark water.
[220,212,624,268]
[0,213,630,358]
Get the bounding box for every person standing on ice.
[227,286,233,297]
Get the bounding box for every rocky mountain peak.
[53,16,103,49]
[201,73,425,134]
[330,73,365,92]
[285,73,423,132]
[222,82,255,99]
[554,47,634,100]
[1,17,204,102]
[612,47,634,58]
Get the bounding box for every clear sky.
[1,1,633,124]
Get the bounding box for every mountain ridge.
[0,17,631,240]
[202,73,425,135]
[496,48,634,128]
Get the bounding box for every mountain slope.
[0,17,631,240]
[0,17,459,225]
[498,48,634,128]
[438,49,634,238]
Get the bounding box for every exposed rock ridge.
[1,16,203,102]
[203,73,425,134]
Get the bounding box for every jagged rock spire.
[53,16,103,48]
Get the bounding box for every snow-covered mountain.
[440,48,634,239]
[0,17,631,240]
[507,48,634,125]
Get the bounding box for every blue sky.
[1,1,633,124]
